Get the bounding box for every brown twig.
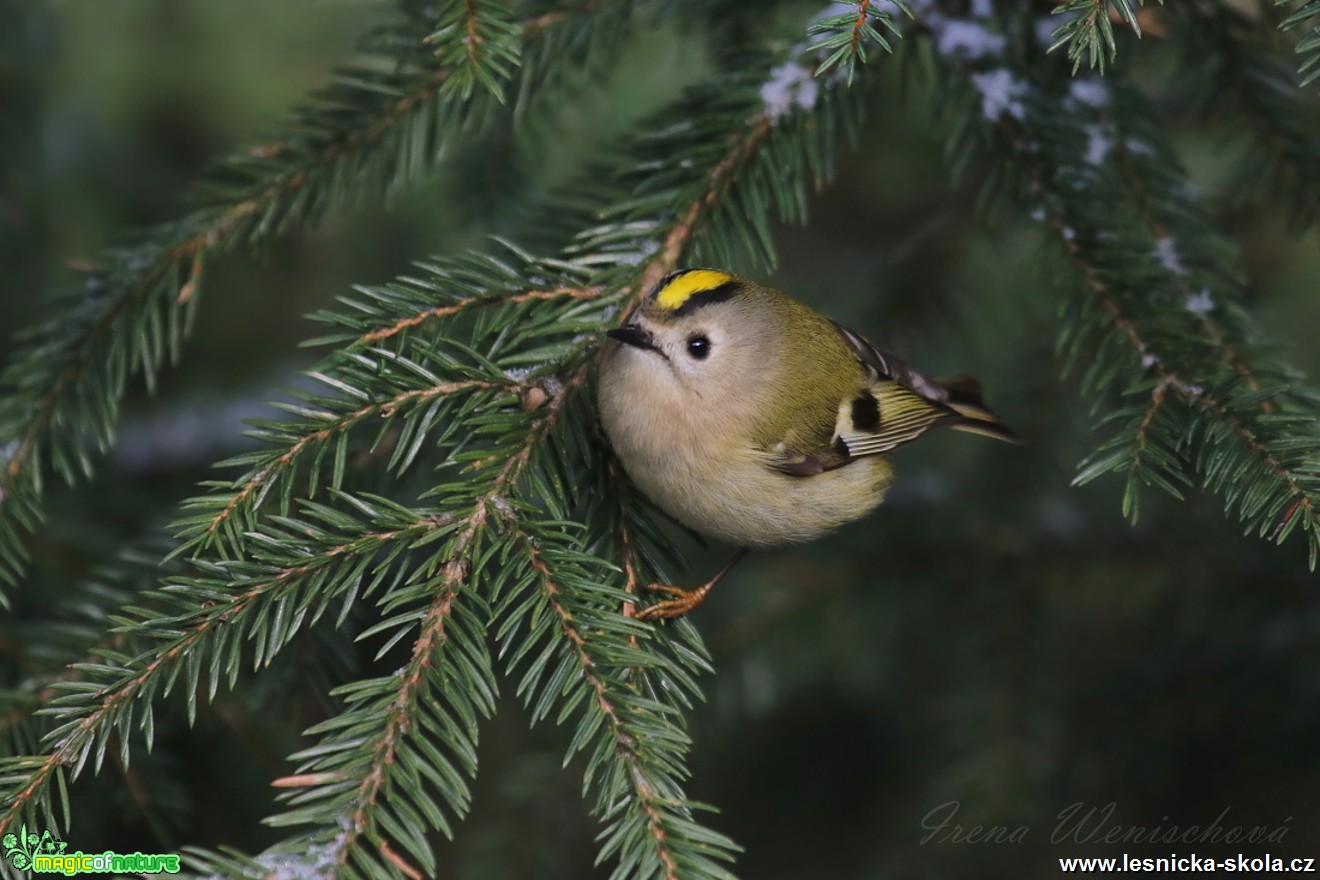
[200,379,513,548]
[848,1,876,57]
[636,116,775,300]
[329,363,586,862]
[1049,194,1316,539]
[0,62,458,506]
[925,11,1320,546]
[1106,117,1267,403]
[524,538,682,880]
[358,286,603,347]
[0,4,589,571]
[606,458,641,617]
[379,840,424,880]
[0,518,443,835]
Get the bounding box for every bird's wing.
[767,318,1016,476]
[832,382,957,458]
[830,318,1018,451]
[827,319,965,459]
[762,322,951,475]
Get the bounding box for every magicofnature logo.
[3,826,66,870]
[3,826,180,875]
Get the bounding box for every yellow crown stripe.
[653,270,735,311]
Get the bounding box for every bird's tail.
[936,376,1020,444]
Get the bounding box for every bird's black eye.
[686,334,711,360]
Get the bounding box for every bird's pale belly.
[621,442,892,548]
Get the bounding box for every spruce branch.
[428,0,523,102]
[184,337,593,878]
[175,374,523,560]
[1044,0,1159,73]
[0,1,612,596]
[925,5,1320,563]
[172,248,610,561]
[1097,77,1269,399]
[0,539,179,755]
[352,284,604,349]
[1278,0,1320,85]
[578,24,882,286]
[4,4,895,869]
[807,0,910,82]
[0,253,602,843]
[0,501,448,837]
[1178,2,1320,222]
[263,555,490,878]
[1050,127,1320,562]
[497,527,736,880]
[510,421,723,878]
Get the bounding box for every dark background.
[3,1,1320,877]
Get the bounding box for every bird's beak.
[606,323,659,353]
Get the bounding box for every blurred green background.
[4,1,1320,877]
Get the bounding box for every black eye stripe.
[686,335,711,359]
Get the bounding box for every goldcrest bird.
[597,269,1017,620]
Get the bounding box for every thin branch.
[1131,381,1170,465]
[0,4,598,588]
[637,116,776,300]
[0,518,442,834]
[606,457,642,618]
[198,379,514,548]
[1051,204,1318,537]
[314,333,587,867]
[464,0,484,68]
[916,1,1320,551]
[380,840,425,880]
[522,539,682,880]
[0,59,454,503]
[848,1,878,58]
[357,285,603,346]
[337,575,465,860]
[1107,130,1266,399]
